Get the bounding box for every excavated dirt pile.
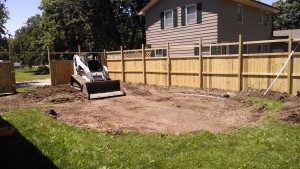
[20,85,85,103]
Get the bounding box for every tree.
[13,15,46,67]
[112,0,150,49]
[0,0,9,60]
[273,0,300,30]
[40,0,121,52]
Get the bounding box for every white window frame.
[265,12,271,27]
[221,46,229,55]
[202,47,211,56]
[237,4,243,24]
[259,10,264,25]
[164,10,173,28]
[155,49,163,57]
[186,4,197,25]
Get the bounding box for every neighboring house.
[272,29,300,52]
[139,0,279,56]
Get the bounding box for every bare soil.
[1,83,299,133]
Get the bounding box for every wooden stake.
[78,45,81,56]
[167,42,171,86]
[103,49,107,66]
[287,30,293,94]
[238,34,243,91]
[47,46,53,86]
[142,44,146,84]
[199,38,203,88]
[121,46,125,82]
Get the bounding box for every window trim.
[265,12,271,27]
[186,4,197,25]
[263,44,270,53]
[237,4,244,24]
[259,10,264,25]
[164,10,173,28]
[155,49,163,57]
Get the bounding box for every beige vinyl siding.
[218,0,273,42]
[145,0,219,56]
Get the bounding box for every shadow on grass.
[16,81,40,88]
[0,116,58,169]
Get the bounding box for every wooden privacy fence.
[47,47,77,86]
[47,46,106,86]
[105,34,300,94]
[0,45,16,94]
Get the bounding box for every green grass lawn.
[1,99,300,168]
[15,67,50,82]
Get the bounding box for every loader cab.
[85,53,104,72]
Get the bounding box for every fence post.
[287,30,293,94]
[103,49,107,66]
[9,44,16,92]
[167,42,171,86]
[47,46,53,85]
[121,46,125,82]
[142,44,146,84]
[78,45,81,56]
[238,34,243,91]
[199,38,203,88]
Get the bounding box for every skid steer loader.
[70,52,125,99]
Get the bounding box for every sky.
[4,0,277,37]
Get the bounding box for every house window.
[263,44,270,53]
[258,44,262,53]
[221,46,228,55]
[186,5,196,24]
[156,49,163,57]
[202,47,210,55]
[165,10,173,28]
[152,49,167,57]
[265,13,271,27]
[243,45,248,54]
[237,4,243,23]
[194,47,211,56]
[259,10,263,25]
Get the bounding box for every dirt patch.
[0,83,279,134]
[19,85,85,103]
[277,95,300,124]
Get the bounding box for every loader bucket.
[84,80,125,99]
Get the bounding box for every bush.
[36,65,49,75]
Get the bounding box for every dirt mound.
[122,82,152,96]
[284,112,300,123]
[236,88,289,101]
[19,85,85,103]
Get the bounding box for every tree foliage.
[273,0,300,30]
[112,0,150,49]
[11,0,150,66]
[0,0,9,59]
[13,15,45,67]
[39,0,121,52]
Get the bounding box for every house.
[272,29,300,52]
[139,0,279,56]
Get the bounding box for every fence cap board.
[243,53,289,57]
[244,39,288,45]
